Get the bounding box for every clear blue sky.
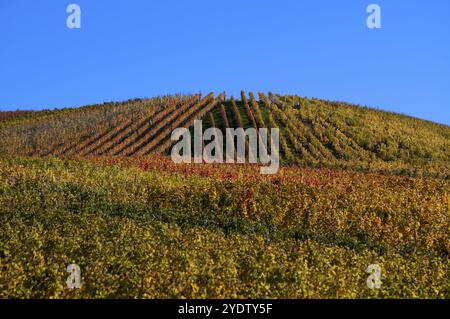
[0,0,449,125]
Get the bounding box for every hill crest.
[1,91,449,178]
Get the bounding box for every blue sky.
[0,0,449,125]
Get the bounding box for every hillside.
[1,92,449,298]
[1,91,449,177]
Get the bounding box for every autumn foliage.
[0,91,449,298]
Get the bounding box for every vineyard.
[0,155,449,298]
[0,92,449,298]
[0,91,449,177]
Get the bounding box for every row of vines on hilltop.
[0,96,184,157]
[145,93,220,155]
[113,95,198,156]
[0,91,448,177]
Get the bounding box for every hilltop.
[1,91,449,177]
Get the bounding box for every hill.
[1,91,449,177]
[0,92,449,298]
